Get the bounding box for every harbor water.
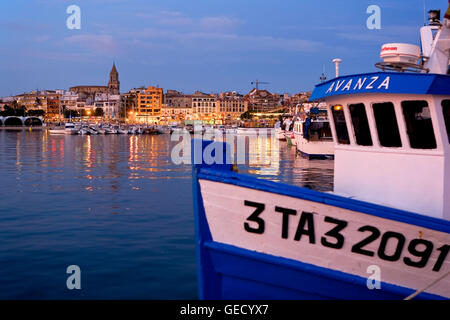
[0,130,333,299]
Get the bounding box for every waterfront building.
[135,86,163,123]
[69,63,120,98]
[161,90,194,123]
[120,91,138,122]
[60,90,79,110]
[15,91,50,111]
[164,90,193,108]
[160,105,193,124]
[94,93,121,119]
[217,91,248,124]
[46,94,61,119]
[192,91,217,122]
[0,96,15,106]
[75,100,86,110]
[284,92,311,113]
[244,88,283,112]
[5,90,62,118]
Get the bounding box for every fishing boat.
[48,122,76,134]
[293,105,334,159]
[103,124,117,134]
[64,122,78,135]
[116,126,128,134]
[79,127,90,135]
[143,126,164,135]
[48,127,65,134]
[274,120,286,140]
[186,124,205,135]
[191,6,450,300]
[169,124,183,134]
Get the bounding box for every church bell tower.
[108,62,120,94]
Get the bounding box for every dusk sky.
[0,0,447,96]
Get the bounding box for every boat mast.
[421,4,450,74]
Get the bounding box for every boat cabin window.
[308,121,332,141]
[331,105,350,144]
[401,101,436,149]
[372,102,402,147]
[443,100,450,143]
[349,103,373,146]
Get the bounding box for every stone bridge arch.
[24,116,43,126]
[4,116,24,126]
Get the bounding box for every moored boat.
[64,122,79,135]
[48,128,65,134]
[274,120,286,140]
[191,6,450,300]
[48,122,77,134]
[293,105,334,159]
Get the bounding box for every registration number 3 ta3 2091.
[243,200,449,272]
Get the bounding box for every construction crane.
[251,80,269,90]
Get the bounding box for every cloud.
[0,22,49,32]
[336,25,420,43]
[136,11,193,26]
[19,50,98,62]
[34,35,51,43]
[64,34,118,55]
[120,27,321,53]
[178,32,321,52]
[244,35,321,52]
[136,11,240,30]
[199,17,240,30]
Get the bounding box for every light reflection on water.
[0,130,333,299]
[238,134,334,192]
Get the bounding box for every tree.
[11,100,19,110]
[94,107,104,117]
[240,110,253,120]
[16,105,26,117]
[27,109,45,117]
[64,109,80,119]
[0,105,14,116]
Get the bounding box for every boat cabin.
[293,115,332,142]
[310,72,450,220]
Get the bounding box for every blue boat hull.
[201,241,444,300]
[296,149,334,160]
[192,141,450,300]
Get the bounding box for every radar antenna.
[375,61,428,73]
